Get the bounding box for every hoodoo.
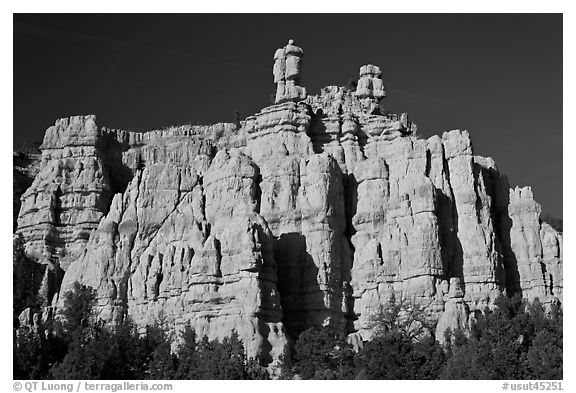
[14,40,562,367]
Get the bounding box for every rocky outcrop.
[13,150,41,231]
[56,147,289,365]
[17,116,113,271]
[442,130,504,311]
[435,278,469,345]
[500,186,563,303]
[242,99,351,338]
[273,40,306,104]
[14,40,562,365]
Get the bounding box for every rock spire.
[14,40,562,369]
[273,39,307,104]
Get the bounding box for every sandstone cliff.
[14,40,562,365]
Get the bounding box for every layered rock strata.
[273,39,306,104]
[15,40,562,365]
[13,149,41,230]
[57,148,288,365]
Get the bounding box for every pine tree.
[60,282,97,336]
[174,324,198,379]
[441,295,563,379]
[147,340,177,379]
[292,326,355,379]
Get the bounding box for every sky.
[13,14,562,217]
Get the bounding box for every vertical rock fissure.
[341,171,358,334]
[254,172,262,214]
[127,170,142,267]
[53,186,63,227]
[492,176,521,297]
[444,157,465,286]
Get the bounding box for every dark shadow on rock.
[307,109,328,154]
[342,173,358,333]
[344,173,358,239]
[13,244,47,325]
[357,129,368,157]
[491,174,521,296]
[476,163,508,288]
[435,187,455,278]
[256,320,274,366]
[441,155,465,288]
[254,172,262,214]
[53,186,63,226]
[274,232,324,341]
[102,132,134,198]
[252,221,289,367]
[450,194,465,289]
[13,158,36,232]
